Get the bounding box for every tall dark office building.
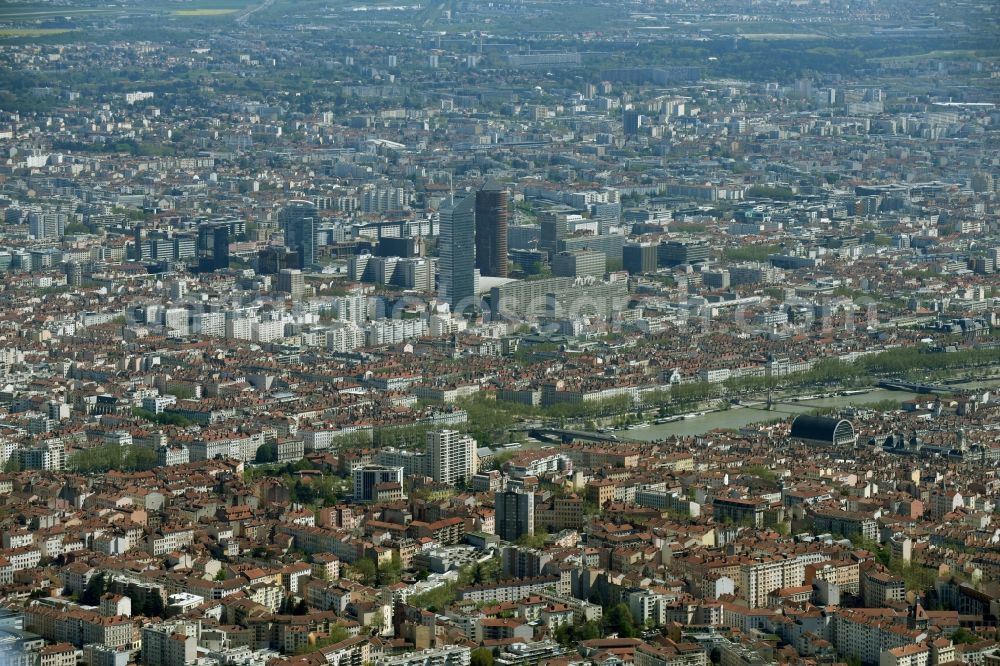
[539,212,571,254]
[64,261,83,287]
[658,240,710,267]
[197,223,230,273]
[133,223,144,261]
[623,242,658,274]
[622,108,642,137]
[279,200,318,269]
[258,246,299,275]
[377,236,421,258]
[495,488,534,542]
[439,194,477,314]
[475,182,509,278]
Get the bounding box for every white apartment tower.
[426,429,477,485]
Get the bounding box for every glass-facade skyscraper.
[279,200,318,269]
[439,194,476,314]
[197,223,230,273]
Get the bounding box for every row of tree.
[69,443,158,474]
[554,603,640,644]
[79,572,166,617]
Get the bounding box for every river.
[614,378,999,441]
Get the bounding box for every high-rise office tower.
[258,246,299,275]
[622,108,642,137]
[539,212,571,254]
[279,200,318,269]
[276,268,305,299]
[623,242,658,274]
[438,194,477,314]
[426,429,477,485]
[133,223,146,261]
[496,488,535,541]
[64,261,83,287]
[197,223,230,273]
[475,182,509,278]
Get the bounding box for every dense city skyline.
[0,3,997,666]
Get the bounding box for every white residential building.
[426,429,477,485]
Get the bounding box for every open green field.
[869,49,982,63]
[0,27,76,36]
[173,8,239,15]
[0,7,113,18]
[736,32,825,40]
[0,0,251,19]
[161,0,256,10]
